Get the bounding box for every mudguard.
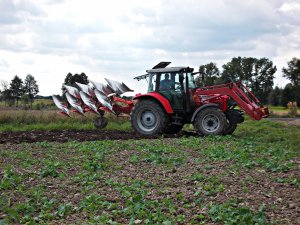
[191,103,219,122]
[133,93,173,114]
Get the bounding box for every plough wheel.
[94,116,108,129]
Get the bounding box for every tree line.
[0,74,39,107]
[195,57,300,106]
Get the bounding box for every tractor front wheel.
[130,100,168,135]
[194,107,227,136]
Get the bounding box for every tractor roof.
[146,67,194,73]
[133,62,194,81]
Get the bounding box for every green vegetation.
[0,110,130,131]
[0,119,299,224]
[268,106,287,112]
[208,200,267,225]
[268,105,300,118]
[0,105,297,132]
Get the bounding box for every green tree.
[282,58,300,105]
[294,85,300,105]
[222,57,256,87]
[0,80,6,100]
[9,75,24,106]
[196,62,220,87]
[268,86,282,106]
[282,57,300,86]
[222,57,276,104]
[281,83,295,106]
[62,72,88,93]
[23,74,39,107]
[251,58,277,103]
[1,81,11,105]
[21,94,30,108]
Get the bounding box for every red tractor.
[53,62,269,136]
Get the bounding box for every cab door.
[158,72,184,111]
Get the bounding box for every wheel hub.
[141,111,156,127]
[202,114,220,132]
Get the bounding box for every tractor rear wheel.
[194,107,227,136]
[130,100,168,135]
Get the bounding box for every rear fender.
[191,103,219,122]
[133,93,173,114]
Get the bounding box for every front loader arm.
[196,82,269,120]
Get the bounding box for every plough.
[52,78,134,129]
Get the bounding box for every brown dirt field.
[0,117,299,144]
[0,130,195,144]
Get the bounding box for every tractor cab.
[141,66,196,113]
[134,62,198,121]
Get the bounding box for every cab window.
[159,73,182,91]
[148,73,156,92]
[187,73,196,89]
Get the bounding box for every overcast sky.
[0,0,299,96]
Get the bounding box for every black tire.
[99,110,105,117]
[194,107,227,136]
[223,120,237,135]
[94,116,108,129]
[130,100,168,135]
[164,124,183,134]
[223,109,243,135]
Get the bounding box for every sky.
[0,0,299,96]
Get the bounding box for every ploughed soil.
[0,130,194,144]
[1,117,299,144]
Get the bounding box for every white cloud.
[0,0,299,95]
[0,0,46,25]
[279,1,300,13]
